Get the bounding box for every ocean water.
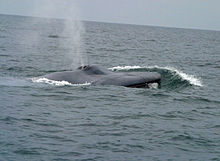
[0,14,220,161]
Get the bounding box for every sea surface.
[0,14,220,161]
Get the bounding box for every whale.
[42,65,161,88]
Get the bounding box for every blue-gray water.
[0,14,220,161]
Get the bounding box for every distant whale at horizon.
[42,65,161,88]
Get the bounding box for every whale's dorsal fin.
[77,65,112,75]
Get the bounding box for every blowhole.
[78,65,90,70]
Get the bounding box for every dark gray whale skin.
[43,65,161,88]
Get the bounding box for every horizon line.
[0,12,219,32]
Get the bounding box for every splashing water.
[110,65,203,87]
[31,78,91,86]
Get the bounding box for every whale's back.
[43,65,161,88]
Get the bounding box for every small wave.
[109,65,203,87]
[143,39,156,42]
[48,35,59,38]
[31,78,91,86]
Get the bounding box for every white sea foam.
[156,66,203,87]
[31,78,91,86]
[110,66,143,71]
[148,83,159,89]
[109,65,203,87]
